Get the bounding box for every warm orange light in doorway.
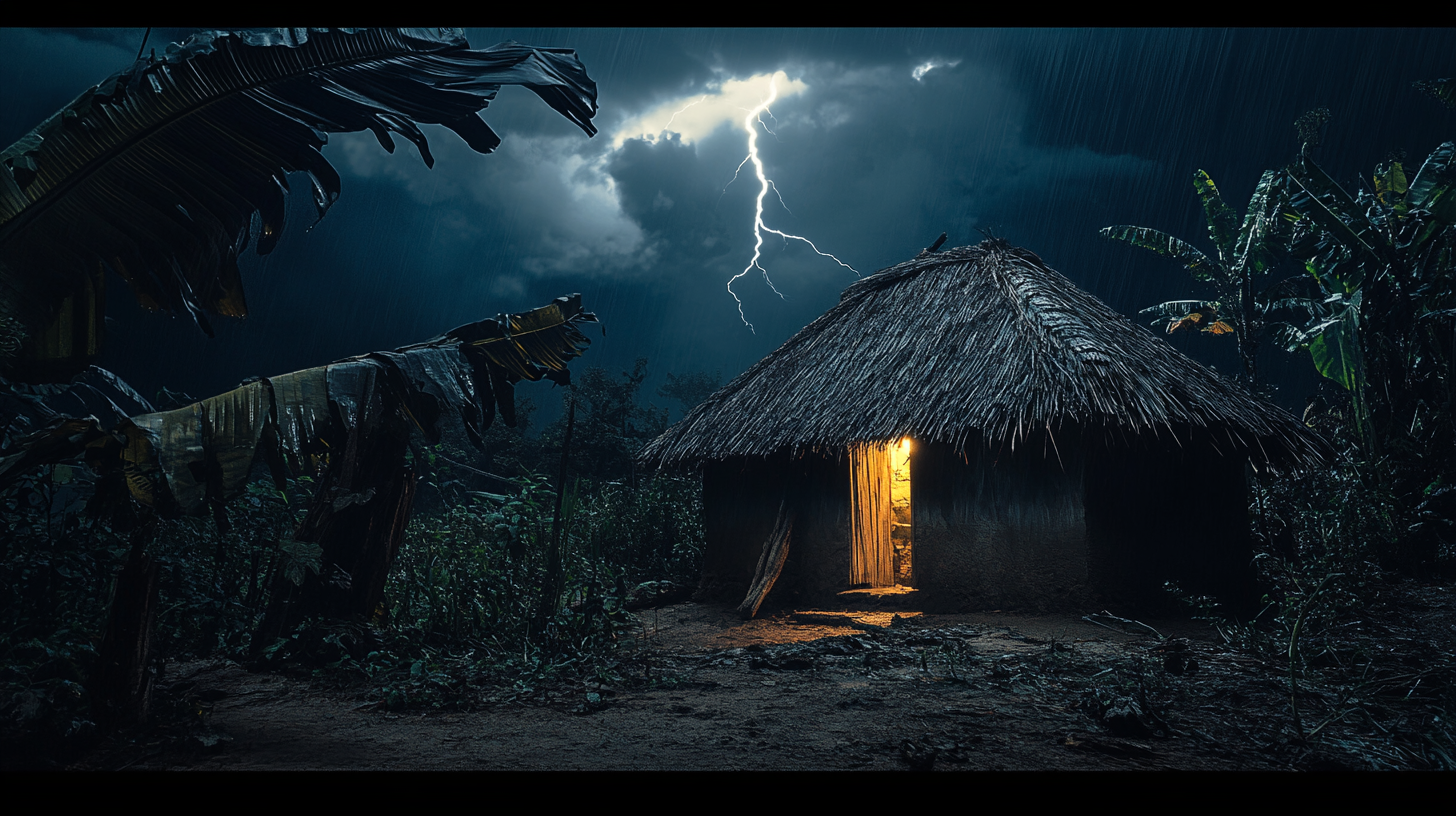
[890,438,913,586]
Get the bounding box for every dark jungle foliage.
[1106,111,1454,576]
[1,358,709,761]
[1128,103,1456,764]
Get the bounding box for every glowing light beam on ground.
[724,77,857,333]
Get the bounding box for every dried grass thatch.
[640,240,1328,470]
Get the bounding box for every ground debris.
[1061,733,1155,760]
[52,585,1455,770]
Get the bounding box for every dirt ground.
[61,584,1455,771]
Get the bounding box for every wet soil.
[66,584,1455,771]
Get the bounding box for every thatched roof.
[639,240,1328,470]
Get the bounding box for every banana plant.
[0,28,598,383]
[1102,169,1320,383]
[1280,141,1455,452]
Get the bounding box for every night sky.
[3,28,1452,425]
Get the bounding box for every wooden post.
[255,422,417,645]
[535,390,576,633]
[92,520,160,728]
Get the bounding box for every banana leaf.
[1193,170,1239,269]
[1276,291,1364,393]
[132,295,593,515]
[1287,157,1386,264]
[1375,161,1409,214]
[0,295,597,512]
[1407,142,1456,248]
[1407,142,1455,212]
[439,294,596,418]
[1261,296,1326,326]
[0,416,107,488]
[1232,170,1287,279]
[266,367,330,477]
[1137,299,1221,333]
[1099,226,1218,282]
[1414,78,1456,110]
[1306,309,1365,393]
[0,28,598,383]
[1,365,153,450]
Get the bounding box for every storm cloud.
[2,28,1452,418]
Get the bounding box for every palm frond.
[0,28,598,382]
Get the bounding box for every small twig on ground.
[1082,611,1163,640]
[1288,572,1342,741]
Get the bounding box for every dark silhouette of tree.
[659,370,722,419]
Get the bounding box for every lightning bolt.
[663,95,708,132]
[725,76,857,332]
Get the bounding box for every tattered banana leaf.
[118,414,163,508]
[114,295,596,516]
[0,295,597,506]
[1232,170,1288,278]
[0,28,598,383]
[1193,170,1240,270]
[1138,299,1222,333]
[1287,156,1387,264]
[1414,78,1456,110]
[1406,142,1456,247]
[1099,226,1218,282]
[443,294,598,418]
[201,380,274,501]
[123,403,208,514]
[365,346,482,448]
[323,359,389,441]
[1375,161,1409,214]
[1,365,153,448]
[266,367,330,477]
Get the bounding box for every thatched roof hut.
[642,240,1327,614]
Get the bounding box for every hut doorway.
[849,440,914,588]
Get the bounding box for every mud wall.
[776,452,851,609]
[912,437,1090,612]
[700,429,1253,615]
[700,455,789,603]
[700,451,853,611]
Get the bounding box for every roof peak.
[839,239,1034,302]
